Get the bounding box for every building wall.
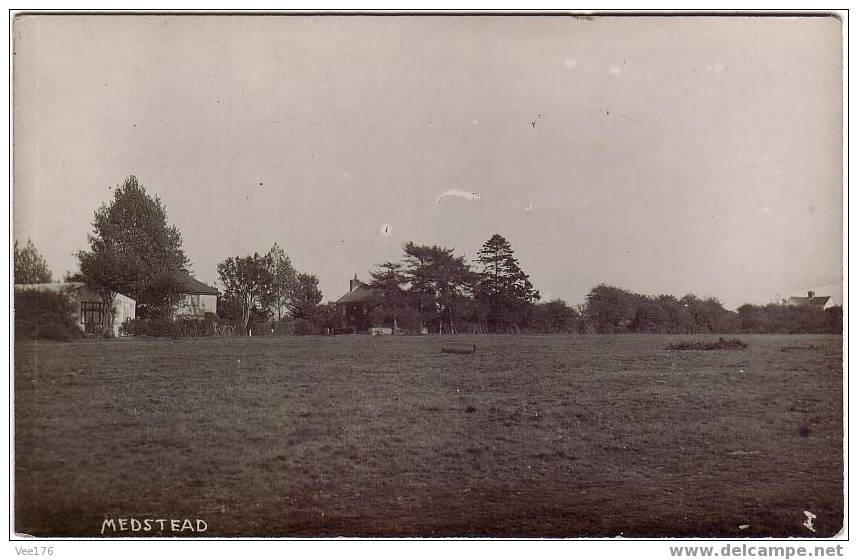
[75,286,136,336]
[111,293,136,336]
[174,293,217,318]
[337,301,373,332]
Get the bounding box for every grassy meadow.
[14,334,843,537]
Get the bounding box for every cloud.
[434,189,481,205]
[609,66,621,75]
[564,58,577,69]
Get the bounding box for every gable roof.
[335,283,379,304]
[786,295,832,308]
[175,271,219,296]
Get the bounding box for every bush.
[667,337,748,351]
[122,316,219,338]
[32,314,80,341]
[15,290,82,341]
[275,318,323,335]
[122,317,181,338]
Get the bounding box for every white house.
[14,282,136,337]
[173,271,219,318]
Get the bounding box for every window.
[81,302,104,328]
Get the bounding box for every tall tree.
[583,284,640,334]
[288,273,323,320]
[474,234,540,329]
[217,252,275,334]
[14,239,53,284]
[266,243,297,321]
[77,176,189,333]
[368,261,414,330]
[401,242,475,334]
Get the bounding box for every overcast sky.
[13,15,843,309]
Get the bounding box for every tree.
[401,242,475,334]
[288,272,323,320]
[217,252,274,334]
[474,234,540,330]
[368,261,411,329]
[583,284,640,333]
[312,302,340,331]
[14,239,53,284]
[529,299,580,333]
[369,262,408,299]
[77,176,190,332]
[266,243,297,320]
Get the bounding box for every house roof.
[14,282,135,303]
[14,282,86,293]
[786,296,832,308]
[175,271,219,295]
[335,283,379,304]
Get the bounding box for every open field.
[14,334,843,537]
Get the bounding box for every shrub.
[122,316,220,338]
[122,317,181,338]
[667,337,748,351]
[32,313,81,341]
[14,290,82,341]
[247,319,274,336]
[275,318,323,335]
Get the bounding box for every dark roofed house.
[785,291,835,310]
[174,271,219,318]
[334,274,380,333]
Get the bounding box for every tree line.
[14,175,843,337]
[581,284,842,335]
[358,241,842,335]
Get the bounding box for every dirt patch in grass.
[14,334,842,537]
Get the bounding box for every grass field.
[14,334,843,537]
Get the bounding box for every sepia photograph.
[10,12,845,541]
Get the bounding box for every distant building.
[785,291,835,310]
[173,271,219,318]
[14,282,136,337]
[334,275,380,332]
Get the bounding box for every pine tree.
[401,242,474,333]
[475,234,539,329]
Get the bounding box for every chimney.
[808,291,815,299]
[349,274,360,292]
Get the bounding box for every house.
[333,274,380,332]
[14,282,136,337]
[785,291,836,310]
[173,271,219,318]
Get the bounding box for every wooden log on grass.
[441,343,476,354]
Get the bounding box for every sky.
[13,15,843,310]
